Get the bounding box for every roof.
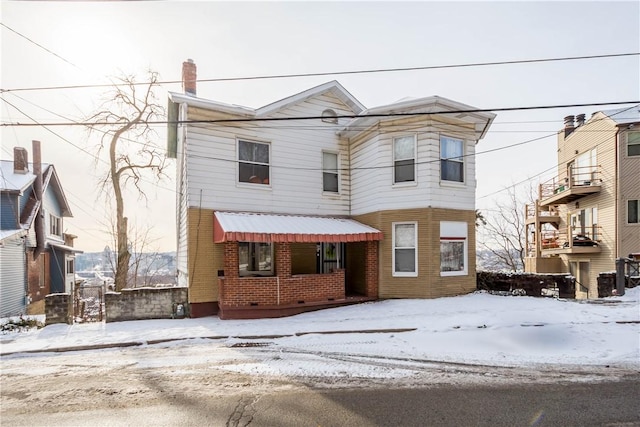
[0,229,27,242]
[169,80,366,118]
[339,95,496,140]
[213,211,383,243]
[0,160,49,192]
[49,242,83,254]
[601,106,640,126]
[256,80,365,117]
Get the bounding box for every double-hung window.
[393,222,417,276]
[239,242,273,276]
[440,136,464,183]
[322,152,339,193]
[628,132,640,157]
[440,221,468,276]
[49,214,61,237]
[393,136,416,183]
[629,200,639,224]
[238,139,270,185]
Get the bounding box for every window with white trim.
[239,242,273,276]
[440,136,464,183]
[49,213,61,237]
[440,221,468,276]
[628,132,640,157]
[629,200,639,224]
[393,136,416,183]
[322,151,339,193]
[393,222,417,276]
[238,139,270,185]
[66,258,75,274]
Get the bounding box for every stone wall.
[45,293,71,325]
[105,287,188,323]
[477,271,575,298]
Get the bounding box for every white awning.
[49,242,84,254]
[213,212,383,243]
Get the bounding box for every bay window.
[440,136,464,183]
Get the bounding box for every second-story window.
[393,136,415,183]
[440,136,464,183]
[628,132,640,157]
[238,139,270,185]
[322,152,339,193]
[629,200,639,224]
[49,214,61,237]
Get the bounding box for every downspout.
[614,127,621,258]
[277,275,280,306]
[33,140,45,259]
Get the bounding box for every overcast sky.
[1,1,639,252]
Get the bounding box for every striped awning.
[213,212,382,243]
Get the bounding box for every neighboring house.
[525,108,640,298]
[167,59,495,319]
[0,141,81,317]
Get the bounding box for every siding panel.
[0,235,26,317]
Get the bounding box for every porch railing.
[539,165,601,200]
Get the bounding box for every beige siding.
[187,208,223,303]
[618,129,640,256]
[355,207,476,299]
[554,113,619,297]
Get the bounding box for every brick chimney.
[182,59,197,96]
[14,147,29,174]
[564,115,575,138]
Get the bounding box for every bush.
[1,315,44,333]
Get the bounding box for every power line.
[3,100,639,127]
[0,22,80,70]
[2,52,638,93]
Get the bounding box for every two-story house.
[525,107,640,298]
[168,59,495,319]
[0,141,81,317]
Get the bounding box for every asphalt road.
[4,380,639,426]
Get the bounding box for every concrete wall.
[45,293,71,325]
[105,287,188,322]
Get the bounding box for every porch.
[213,212,382,319]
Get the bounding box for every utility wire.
[0,22,80,70]
[1,52,638,93]
[3,100,639,127]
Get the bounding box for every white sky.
[1,1,639,252]
[2,289,639,380]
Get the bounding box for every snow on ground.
[1,288,639,382]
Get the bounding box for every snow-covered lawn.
[2,288,638,378]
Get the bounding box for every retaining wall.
[105,287,188,322]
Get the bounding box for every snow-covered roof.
[601,106,640,125]
[0,229,27,242]
[213,211,382,243]
[0,160,49,192]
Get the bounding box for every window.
[571,148,597,185]
[238,139,270,185]
[321,109,338,124]
[440,136,464,182]
[393,136,415,183]
[322,152,339,193]
[49,214,61,236]
[628,132,640,157]
[393,222,417,276]
[66,258,75,274]
[239,242,273,276]
[440,221,468,276]
[629,200,639,224]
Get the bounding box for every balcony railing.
[537,226,601,254]
[538,165,601,206]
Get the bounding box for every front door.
[317,243,345,274]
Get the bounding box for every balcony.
[538,227,601,255]
[539,166,601,207]
[524,203,560,226]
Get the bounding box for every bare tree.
[87,72,167,291]
[477,185,535,272]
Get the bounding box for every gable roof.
[256,80,365,117]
